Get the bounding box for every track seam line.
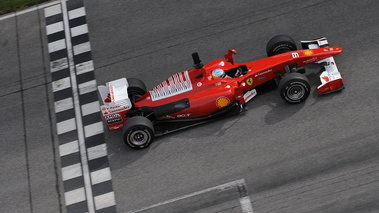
[15,13,34,213]
[37,5,65,212]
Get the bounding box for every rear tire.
[279,73,310,104]
[266,35,297,57]
[127,78,147,102]
[122,116,154,149]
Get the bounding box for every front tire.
[279,73,311,104]
[122,116,154,149]
[266,35,297,57]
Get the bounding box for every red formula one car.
[98,35,344,149]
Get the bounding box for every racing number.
[292,52,299,58]
[246,78,253,86]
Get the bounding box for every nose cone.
[333,46,342,54]
[325,46,342,57]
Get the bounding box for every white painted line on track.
[59,140,79,157]
[44,3,62,17]
[240,196,254,213]
[62,163,83,181]
[70,24,88,37]
[48,39,67,53]
[65,187,86,206]
[87,144,108,161]
[126,178,254,213]
[60,0,95,212]
[81,101,100,116]
[68,7,86,19]
[90,167,112,185]
[94,192,116,210]
[46,21,64,35]
[56,118,76,135]
[84,121,104,138]
[54,97,74,113]
[50,58,68,72]
[76,60,94,75]
[78,79,97,95]
[73,41,91,55]
[52,77,71,92]
[45,1,116,212]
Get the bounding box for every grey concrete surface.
[84,0,379,212]
[0,8,62,213]
[0,0,378,212]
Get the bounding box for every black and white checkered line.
[44,1,116,212]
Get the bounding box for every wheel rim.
[130,130,148,145]
[287,84,305,100]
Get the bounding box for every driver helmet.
[212,68,226,79]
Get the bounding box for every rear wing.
[301,37,344,95]
[98,78,132,131]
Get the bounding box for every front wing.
[301,37,344,94]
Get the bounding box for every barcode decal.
[150,71,192,101]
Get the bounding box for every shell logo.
[304,50,313,55]
[102,107,108,115]
[216,97,230,108]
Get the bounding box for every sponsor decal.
[160,115,175,120]
[304,50,313,55]
[255,69,272,77]
[109,124,123,130]
[109,83,115,103]
[149,71,193,101]
[246,78,253,86]
[104,113,121,120]
[323,48,329,51]
[197,82,202,87]
[219,61,225,66]
[102,105,131,115]
[107,117,122,124]
[303,57,318,64]
[104,113,123,125]
[215,82,221,86]
[177,113,191,118]
[216,97,230,108]
[258,76,266,81]
[104,93,111,103]
[322,76,330,82]
[164,115,175,119]
[292,52,299,58]
[243,89,257,103]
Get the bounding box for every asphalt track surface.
[1,0,379,212]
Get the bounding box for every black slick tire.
[279,73,311,104]
[266,35,297,57]
[122,116,154,149]
[127,78,147,102]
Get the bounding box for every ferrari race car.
[98,35,344,149]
